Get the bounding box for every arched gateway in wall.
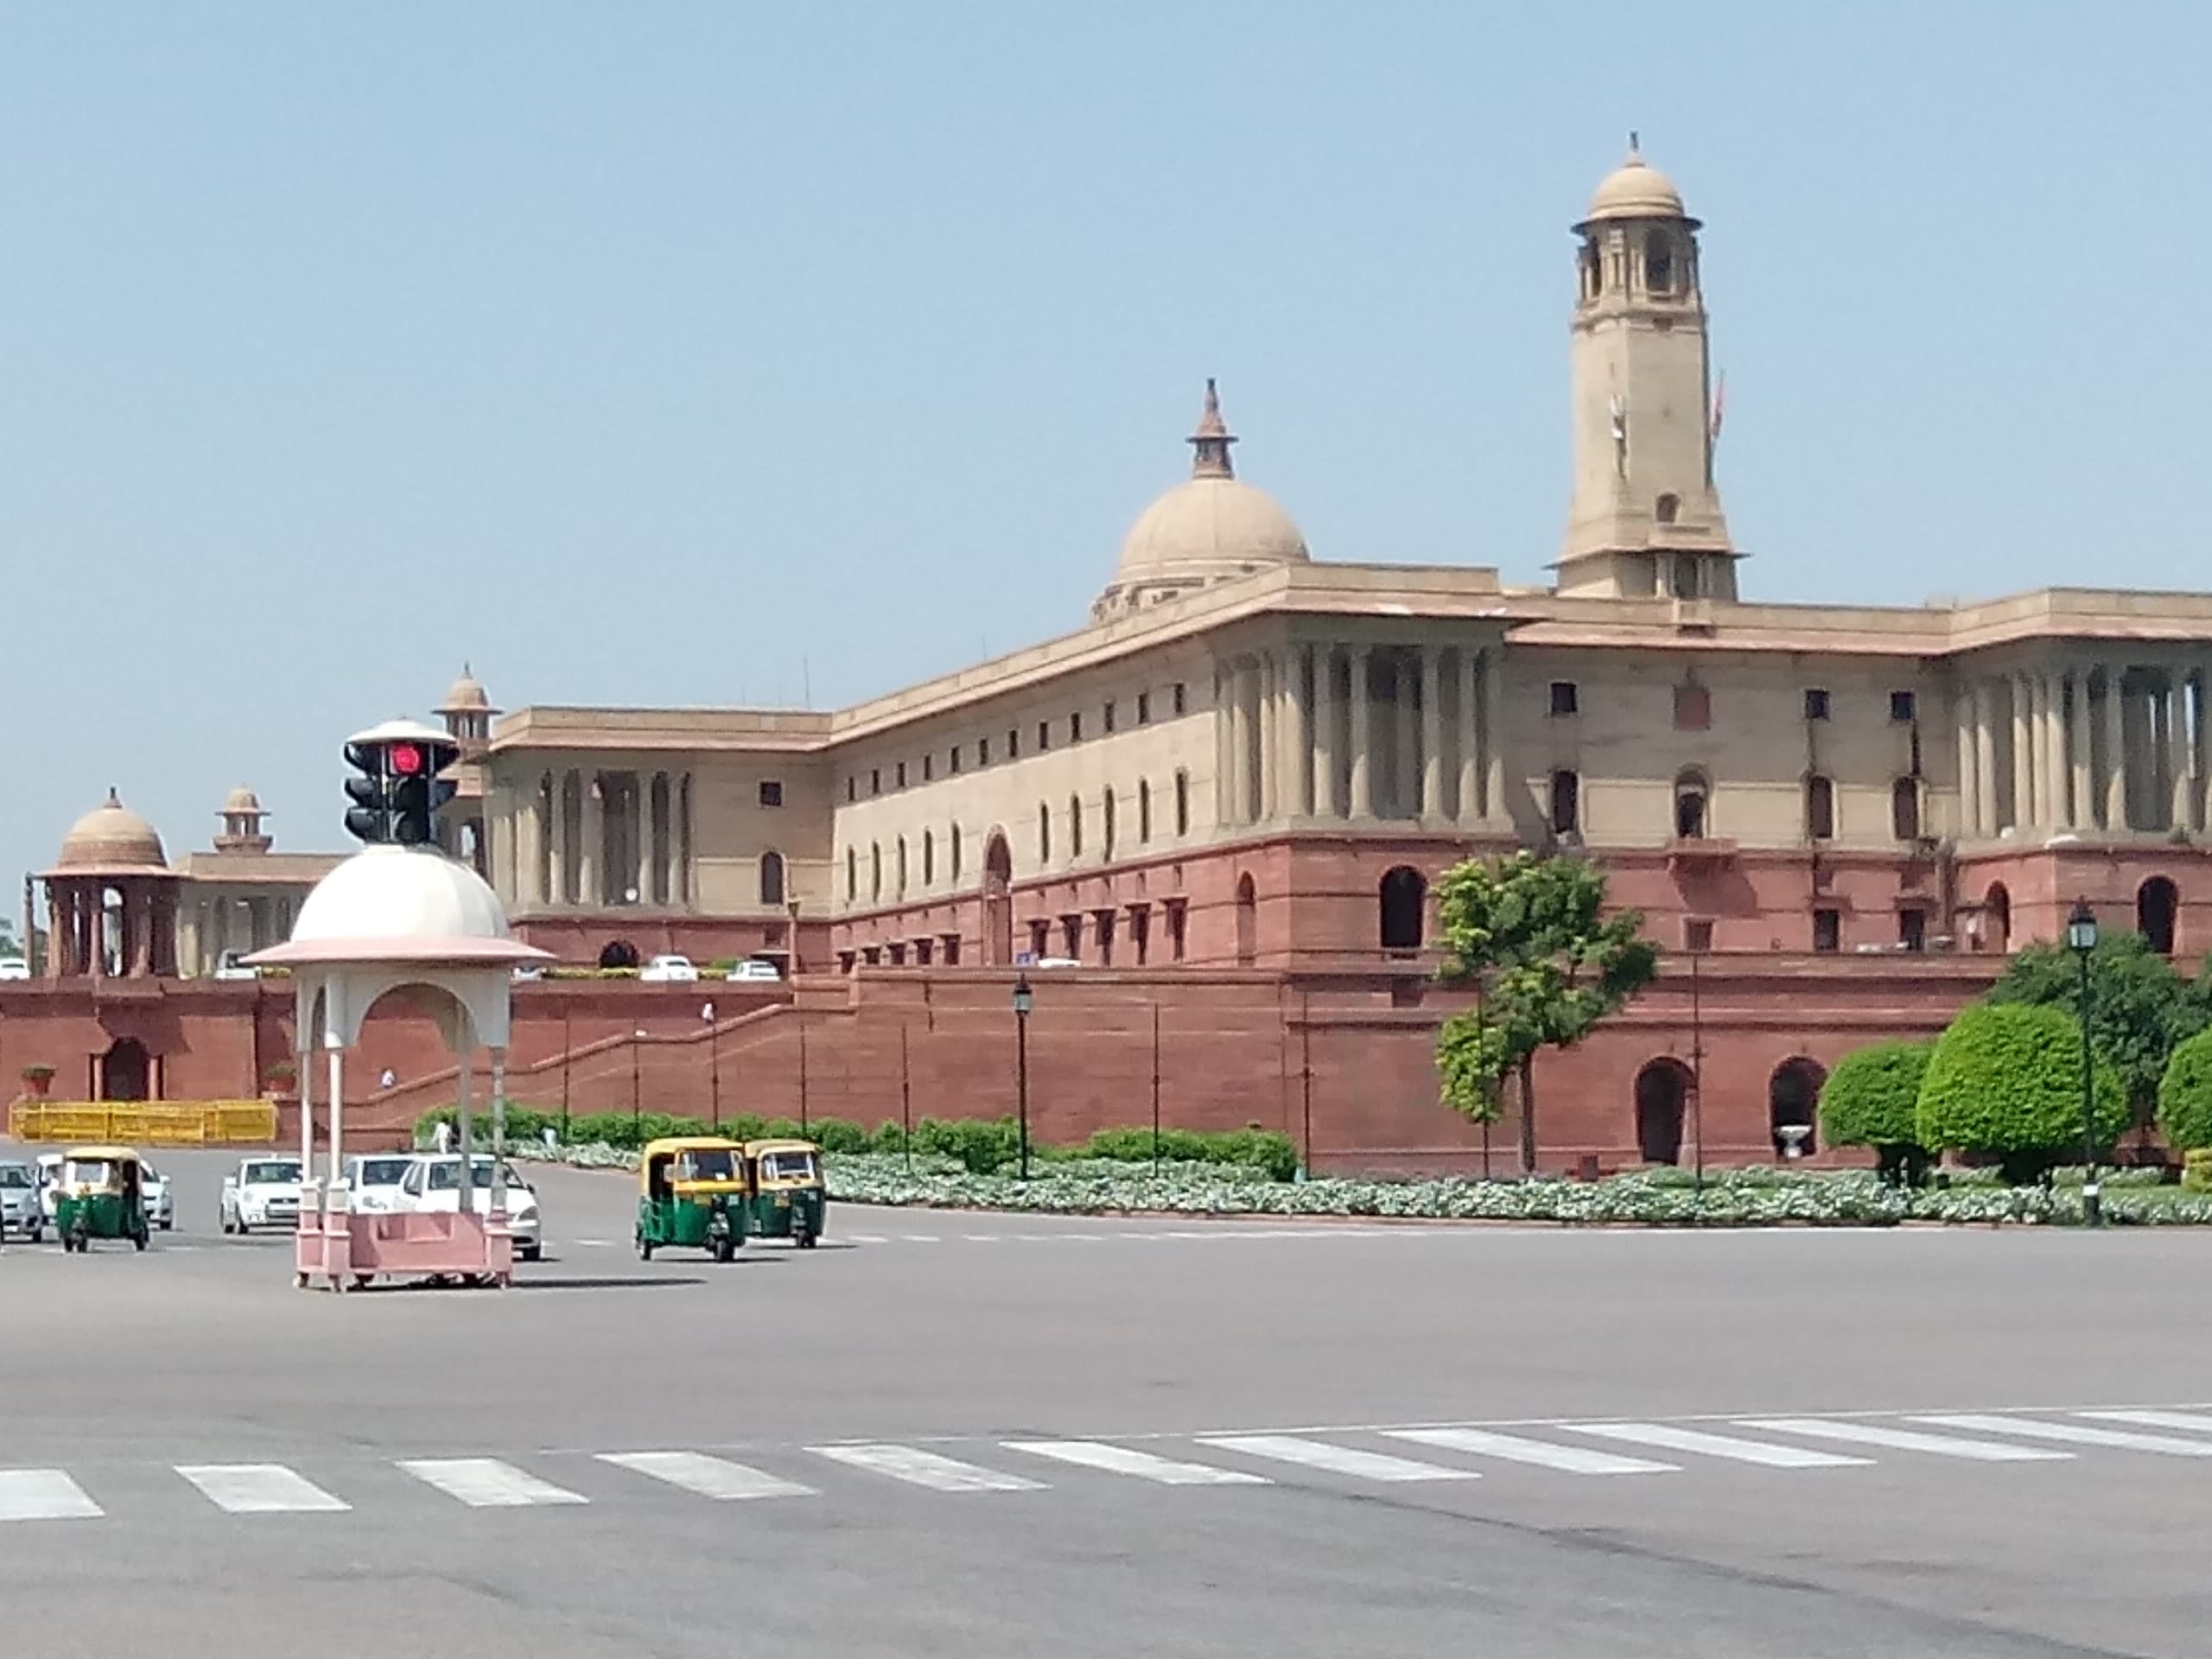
[1632,1059,1692,1165]
[982,831,1014,966]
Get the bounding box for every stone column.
[633,775,652,904]
[1420,645,1444,821]
[1482,647,1505,823]
[1392,653,1418,818]
[1287,645,1313,817]
[2168,672,2192,831]
[580,772,602,906]
[2027,674,2052,830]
[2068,669,2092,833]
[1970,679,1996,837]
[1349,647,1374,819]
[1456,649,1479,823]
[2197,669,2211,833]
[1955,684,1979,838]
[677,774,693,906]
[1257,656,1279,821]
[2011,673,2035,830]
[1214,671,1232,823]
[2103,667,2128,831]
[1312,649,1338,817]
[1228,665,1253,826]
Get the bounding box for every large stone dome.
[50,790,168,875]
[1094,381,1309,620]
[247,845,548,966]
[1581,138,1689,225]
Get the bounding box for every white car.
[220,1156,305,1234]
[639,954,699,983]
[213,950,258,982]
[0,956,29,981]
[141,1163,175,1230]
[345,1154,418,1214]
[35,1152,64,1224]
[727,958,782,982]
[0,1160,41,1239]
[396,1154,542,1260]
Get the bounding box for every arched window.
[845,846,856,902]
[1804,773,1835,841]
[1655,493,1681,525]
[870,842,882,902]
[759,850,785,907]
[1549,769,1580,836]
[1581,238,1604,299]
[1769,1058,1827,1158]
[1068,794,1084,858]
[1644,231,1673,294]
[2139,876,2179,955]
[1891,777,1922,841]
[1633,1060,1691,1165]
[1235,873,1257,965]
[1379,867,1426,953]
[1102,787,1116,859]
[598,939,639,970]
[896,836,909,894]
[950,823,962,880]
[1985,881,2012,952]
[922,830,935,887]
[1174,770,1191,836]
[1038,803,1051,863]
[1139,779,1153,842]
[1673,770,1709,840]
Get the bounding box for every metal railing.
[8,1101,278,1145]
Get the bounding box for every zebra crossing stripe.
[1003,1441,1268,1485]
[810,1444,1044,1492]
[177,1464,351,1512]
[1733,1419,2071,1462]
[1385,1427,1676,1475]
[596,1452,814,1501]
[1565,1422,1870,1468]
[0,1470,102,1522]
[397,1459,589,1506]
[1199,1435,1479,1482]
[2078,1409,2212,1436]
[1910,1414,2212,1457]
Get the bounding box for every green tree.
[1916,1002,2126,1183]
[1817,1039,1936,1183]
[2156,1028,2212,1152]
[1434,852,1660,1175]
[1986,933,2209,1127]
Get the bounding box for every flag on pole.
[1708,372,1727,443]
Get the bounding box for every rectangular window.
[1549,681,1579,716]
[1172,683,1187,716]
[895,761,907,789]
[941,936,961,966]
[1038,720,1052,752]
[1684,918,1713,952]
[1672,685,1710,730]
[845,777,856,804]
[921,754,933,782]
[978,737,991,766]
[1136,691,1151,725]
[869,768,880,798]
[950,746,962,776]
[1812,908,1841,952]
[1890,690,1917,722]
[1898,908,1927,952]
[1070,712,1083,742]
[1803,689,1830,721]
[1008,728,1020,760]
[759,780,784,808]
[1549,770,1580,836]
[1103,702,1116,734]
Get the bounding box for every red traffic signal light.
[389,743,424,777]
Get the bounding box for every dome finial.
[1628,128,1640,158]
[1188,378,1236,480]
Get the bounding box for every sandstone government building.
[20,146,2212,1171]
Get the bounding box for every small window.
[845,777,856,804]
[1684,918,1713,952]
[1102,787,1116,857]
[1008,728,1020,760]
[1174,770,1191,836]
[1644,231,1672,294]
[1138,779,1153,842]
[1805,774,1835,841]
[1549,681,1580,717]
[921,754,933,783]
[1172,683,1188,716]
[1803,689,1830,721]
[1070,712,1083,743]
[1038,803,1052,862]
[1812,908,1841,953]
[1898,908,1927,952]
[1655,493,1681,526]
[922,830,934,887]
[1103,701,1116,734]
[1890,690,1917,723]
[1136,691,1151,725]
[1673,771,1708,839]
[869,768,880,798]
[1673,684,1710,730]
[950,823,962,879]
[1549,769,1580,836]
[870,842,882,901]
[759,780,784,808]
[1891,777,1922,841]
[1038,721,1051,753]
[1672,554,1700,597]
[759,851,785,907]
[895,761,907,789]
[978,736,991,766]
[950,746,962,776]
[1068,794,1084,857]
[845,847,856,900]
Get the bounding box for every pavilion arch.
[99,1035,151,1102]
[1983,882,2012,953]
[1768,1057,1826,1157]
[982,828,1014,966]
[597,939,639,970]
[1234,873,1257,966]
[1379,867,1426,953]
[1632,1058,1692,1165]
[2139,876,2179,955]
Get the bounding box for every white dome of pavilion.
[248,845,549,966]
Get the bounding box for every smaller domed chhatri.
[51,789,169,875]
[1580,132,1691,226]
[439,665,491,714]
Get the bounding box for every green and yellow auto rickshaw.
[53,1146,150,1254]
[636,1136,749,1262]
[744,1138,826,1248]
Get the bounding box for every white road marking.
[809,1445,1043,1492]
[1386,1427,1676,1475]
[1003,1440,1268,1485]
[899,1235,941,1244]
[2079,1409,2212,1436]
[571,1238,615,1249]
[596,1452,815,1501]
[0,1470,102,1522]
[846,1235,888,1244]
[1566,1422,1869,1468]
[397,1458,589,1506]
[963,1235,1001,1243]
[177,1464,351,1512]
[1735,1419,2072,1463]
[1911,1414,2212,1457]
[1199,1435,1479,1483]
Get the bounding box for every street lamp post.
[1689,940,1707,1203]
[2067,899,2101,1228]
[1012,974,1033,1180]
[702,1001,719,1128]
[631,1027,646,1130]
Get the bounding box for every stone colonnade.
[44,879,179,978]
[496,766,695,910]
[1956,662,2209,839]
[1215,640,1506,827]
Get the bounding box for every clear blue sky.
[3,2,2206,888]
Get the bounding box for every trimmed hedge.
[2185,1149,2212,1194]
[1818,1040,1934,1154]
[1916,1003,2126,1180]
[2157,1028,2212,1152]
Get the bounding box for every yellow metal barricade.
[6,1100,277,1143]
[209,1101,279,1143]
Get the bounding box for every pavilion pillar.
[2103,667,2128,831]
[1420,645,1444,821]
[1348,648,1374,820]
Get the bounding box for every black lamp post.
[2066,899,2101,1227]
[1012,973,1033,1180]
[1689,938,1707,1204]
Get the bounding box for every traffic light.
[342,721,462,847]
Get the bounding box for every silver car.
[141,1163,175,1230]
[0,1160,41,1240]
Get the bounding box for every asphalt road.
[3,1141,2209,1658]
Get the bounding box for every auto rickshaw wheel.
[713,1236,735,1263]
[636,1231,654,1261]
[797,1230,818,1249]
[133,1230,148,1252]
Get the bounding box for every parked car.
[141,1162,175,1230]
[0,956,29,981]
[345,1154,418,1214]
[639,954,699,983]
[220,1156,304,1234]
[35,1152,64,1224]
[395,1154,542,1260]
[0,1160,41,1239]
[213,950,258,982]
[727,958,782,982]
[511,963,544,982]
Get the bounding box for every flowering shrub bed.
[502,1141,2212,1226]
